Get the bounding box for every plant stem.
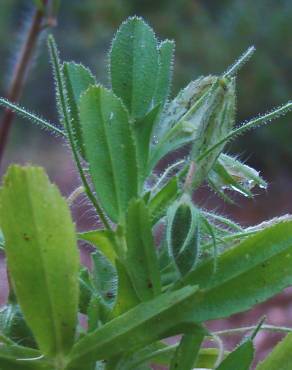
[184,160,196,192]
[47,36,112,231]
[0,0,53,168]
[214,324,292,336]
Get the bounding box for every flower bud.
[189,77,236,188]
[166,194,200,276]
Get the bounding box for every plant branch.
[0,0,54,167]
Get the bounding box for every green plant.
[0,16,292,370]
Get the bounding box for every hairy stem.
[47,36,112,231]
[184,160,196,193]
[214,324,292,336]
[0,1,54,167]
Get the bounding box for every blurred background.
[0,0,292,368]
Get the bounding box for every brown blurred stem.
[0,0,54,168]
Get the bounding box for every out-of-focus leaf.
[256,332,292,370]
[175,220,292,321]
[126,199,161,300]
[63,62,96,158]
[0,166,79,356]
[66,285,200,369]
[110,16,159,118]
[79,85,139,222]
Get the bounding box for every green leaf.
[79,267,93,314]
[170,331,205,370]
[87,295,102,333]
[66,285,199,369]
[0,166,80,356]
[110,16,159,118]
[110,259,140,318]
[133,104,161,182]
[166,194,200,276]
[148,176,179,225]
[63,62,96,158]
[153,40,175,107]
[256,332,292,370]
[126,199,161,300]
[216,339,254,370]
[91,252,117,309]
[79,85,139,222]
[78,230,117,264]
[176,220,292,321]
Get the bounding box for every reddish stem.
[0,1,51,168]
